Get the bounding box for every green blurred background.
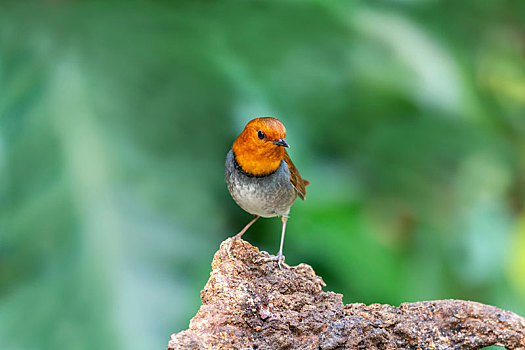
[1,1,524,349]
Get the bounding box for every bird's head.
[232,117,289,176]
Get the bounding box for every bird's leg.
[233,215,259,239]
[277,215,287,266]
[263,216,288,269]
[224,215,259,258]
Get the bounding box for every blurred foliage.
[1,1,524,349]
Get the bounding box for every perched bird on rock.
[225,117,309,267]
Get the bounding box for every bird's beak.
[271,138,290,148]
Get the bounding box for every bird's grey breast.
[225,150,297,218]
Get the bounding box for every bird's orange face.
[232,117,289,176]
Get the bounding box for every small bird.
[225,117,309,267]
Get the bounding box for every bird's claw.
[221,236,242,260]
[262,253,288,269]
[259,250,271,258]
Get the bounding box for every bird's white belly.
[225,151,297,218]
[231,181,292,218]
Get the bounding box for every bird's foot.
[221,233,244,259]
[262,253,288,269]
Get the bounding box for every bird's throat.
[232,143,284,177]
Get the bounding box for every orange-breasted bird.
[225,117,309,267]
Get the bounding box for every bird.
[225,117,309,267]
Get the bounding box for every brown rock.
[169,238,525,349]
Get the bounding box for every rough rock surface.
[169,238,525,349]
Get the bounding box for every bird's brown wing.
[284,150,310,200]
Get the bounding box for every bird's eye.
[257,130,265,140]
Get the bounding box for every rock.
[169,238,525,349]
